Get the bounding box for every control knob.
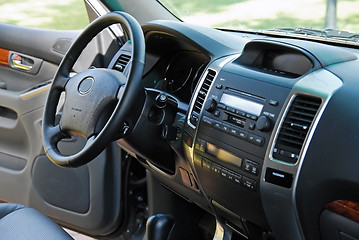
[204,99,217,112]
[257,116,271,131]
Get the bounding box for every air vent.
[189,69,216,127]
[113,54,131,72]
[273,95,322,164]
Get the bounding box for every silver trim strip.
[183,54,242,239]
[186,68,218,129]
[21,83,51,100]
[186,54,240,130]
[213,221,225,240]
[219,54,240,68]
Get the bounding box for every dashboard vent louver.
[113,54,131,72]
[273,95,321,164]
[189,69,216,127]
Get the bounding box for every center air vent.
[113,54,131,72]
[273,95,322,164]
[189,69,216,127]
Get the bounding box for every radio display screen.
[220,93,263,116]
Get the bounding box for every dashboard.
[116,20,359,240]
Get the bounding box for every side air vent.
[113,54,131,72]
[189,69,216,127]
[273,95,322,164]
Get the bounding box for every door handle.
[11,59,33,71]
[11,53,34,71]
[8,51,42,75]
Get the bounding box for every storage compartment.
[235,41,315,78]
[320,208,359,240]
[0,106,17,128]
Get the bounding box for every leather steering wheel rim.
[42,11,145,167]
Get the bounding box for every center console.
[183,54,293,231]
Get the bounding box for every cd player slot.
[225,87,265,102]
[227,114,246,128]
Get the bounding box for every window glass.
[0,0,89,30]
[158,0,359,35]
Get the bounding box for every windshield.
[159,0,359,42]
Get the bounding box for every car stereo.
[183,66,292,228]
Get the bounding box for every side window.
[0,0,89,30]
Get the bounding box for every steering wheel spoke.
[45,125,67,148]
[84,135,96,150]
[53,75,70,91]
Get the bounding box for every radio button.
[217,103,226,110]
[246,113,258,121]
[202,116,214,127]
[251,165,259,175]
[236,110,246,117]
[211,163,221,175]
[242,159,260,176]
[227,171,235,181]
[247,134,264,146]
[242,176,256,191]
[214,121,222,130]
[221,169,228,178]
[220,123,231,133]
[249,123,255,130]
[216,84,223,89]
[255,136,264,146]
[226,106,236,113]
[195,139,206,152]
[203,159,212,171]
[269,99,278,106]
[234,174,242,185]
[243,160,251,172]
[229,127,239,136]
[237,130,248,140]
[214,110,220,117]
[248,134,255,142]
[195,138,207,152]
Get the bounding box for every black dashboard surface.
[121,20,359,240]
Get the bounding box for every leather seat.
[0,203,73,239]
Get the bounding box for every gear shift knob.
[145,214,174,240]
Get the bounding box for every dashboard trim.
[186,54,241,130]
[183,54,252,238]
[186,68,218,130]
[219,54,241,68]
[261,68,343,240]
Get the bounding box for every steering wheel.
[42,12,145,167]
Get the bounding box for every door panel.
[0,23,123,236]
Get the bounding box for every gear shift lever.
[145,214,174,240]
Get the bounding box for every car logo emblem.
[78,77,94,95]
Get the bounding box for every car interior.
[0,0,359,240]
